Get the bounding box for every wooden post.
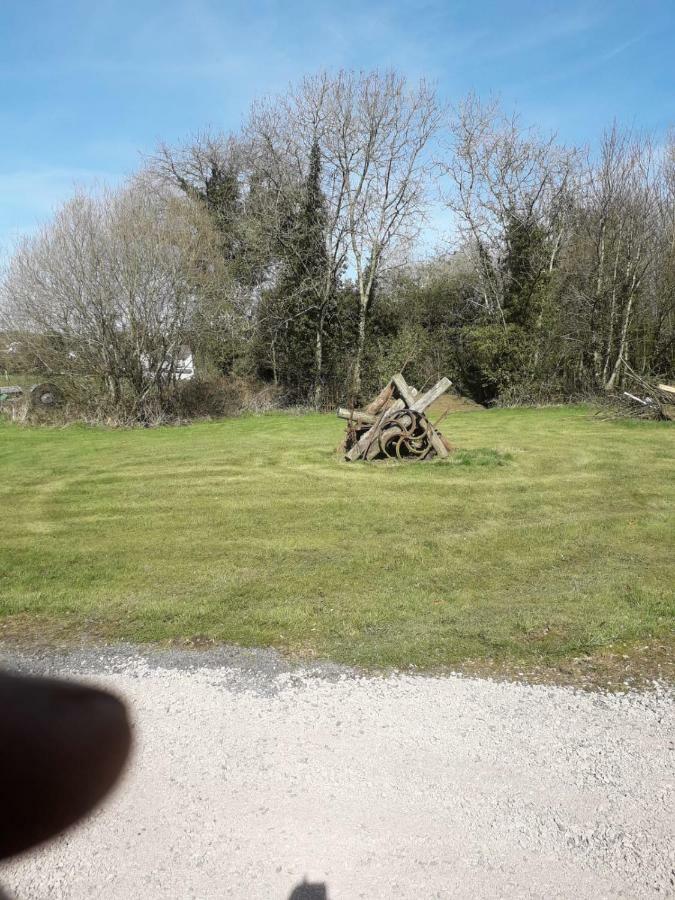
[411,377,452,413]
[364,380,394,415]
[336,408,376,424]
[345,399,405,461]
[391,373,416,407]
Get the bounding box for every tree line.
[1,70,673,418]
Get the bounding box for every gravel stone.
[1,645,673,899]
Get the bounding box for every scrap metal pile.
[0,382,63,409]
[337,374,453,462]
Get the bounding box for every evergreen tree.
[271,139,334,403]
[501,209,548,330]
[281,140,329,296]
[204,164,241,261]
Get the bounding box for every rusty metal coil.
[378,409,432,460]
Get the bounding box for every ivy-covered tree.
[501,210,549,330]
[290,141,330,398]
[265,139,338,405]
[203,162,242,261]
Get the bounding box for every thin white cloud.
[597,35,645,63]
[523,29,650,91]
[471,10,601,61]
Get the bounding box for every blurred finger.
[0,671,131,859]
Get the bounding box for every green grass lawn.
[0,407,673,675]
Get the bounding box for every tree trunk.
[592,220,607,387]
[270,338,278,386]
[606,291,636,390]
[313,310,325,409]
[603,226,624,384]
[532,306,545,371]
[106,374,121,404]
[606,244,644,391]
[351,297,368,400]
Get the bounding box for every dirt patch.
[1,614,672,693]
[443,641,675,693]
[428,391,485,418]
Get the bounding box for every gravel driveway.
[1,645,673,899]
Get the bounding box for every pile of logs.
[337,374,453,462]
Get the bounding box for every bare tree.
[325,71,440,397]
[564,126,661,389]
[0,181,226,413]
[247,84,348,405]
[647,132,675,374]
[150,133,249,259]
[440,95,577,326]
[249,70,440,400]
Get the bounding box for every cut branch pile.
[601,363,675,421]
[337,374,453,461]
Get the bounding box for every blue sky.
[1,0,673,258]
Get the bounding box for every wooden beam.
[657,383,675,397]
[345,399,405,461]
[336,407,376,424]
[426,425,449,459]
[364,380,394,415]
[391,373,416,407]
[0,386,23,398]
[623,392,649,406]
[411,377,452,413]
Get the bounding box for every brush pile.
[602,365,675,421]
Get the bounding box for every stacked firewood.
[337,373,453,461]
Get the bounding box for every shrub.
[457,324,533,404]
